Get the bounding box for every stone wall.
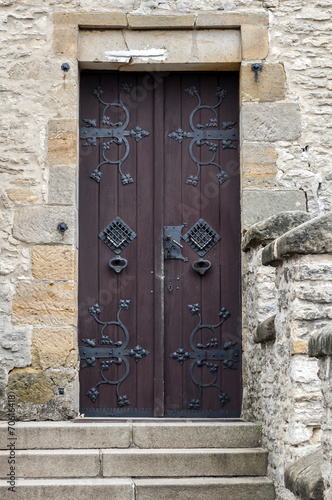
[242,214,332,500]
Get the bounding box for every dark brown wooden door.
[79,71,241,418]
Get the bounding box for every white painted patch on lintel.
[105,49,167,63]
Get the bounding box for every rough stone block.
[241,63,286,102]
[31,328,77,370]
[12,282,77,326]
[47,119,77,164]
[7,368,55,404]
[242,103,301,142]
[309,326,332,358]
[242,142,277,188]
[242,211,311,251]
[5,188,38,203]
[196,12,269,28]
[241,25,268,60]
[127,14,195,29]
[32,245,76,280]
[49,164,76,205]
[52,25,78,58]
[284,447,324,500]
[254,315,276,343]
[262,214,332,266]
[293,340,308,354]
[53,12,127,28]
[13,206,76,245]
[242,190,307,230]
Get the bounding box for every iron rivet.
[57,222,68,234]
[151,290,154,293]
[61,63,70,72]
[58,388,64,395]
[251,63,262,72]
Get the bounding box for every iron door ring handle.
[109,256,128,273]
[192,258,211,276]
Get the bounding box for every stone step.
[0,448,268,479]
[0,420,262,450]
[0,477,275,500]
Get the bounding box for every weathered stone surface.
[284,447,324,500]
[48,165,76,205]
[241,25,269,60]
[8,368,55,404]
[32,245,76,280]
[52,25,78,58]
[47,119,77,164]
[241,63,286,102]
[127,14,195,29]
[253,315,276,343]
[262,214,332,266]
[242,142,277,188]
[134,477,275,500]
[6,188,38,203]
[309,326,332,358]
[53,12,127,28]
[242,191,307,230]
[293,340,308,355]
[242,211,311,251]
[132,422,262,449]
[196,11,269,28]
[0,478,134,500]
[242,103,301,142]
[31,328,77,370]
[79,29,241,70]
[13,206,76,245]
[102,448,268,478]
[12,282,77,326]
[0,422,131,449]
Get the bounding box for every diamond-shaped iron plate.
[183,218,220,257]
[99,217,136,254]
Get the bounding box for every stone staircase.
[0,420,275,500]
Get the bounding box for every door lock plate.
[164,224,188,262]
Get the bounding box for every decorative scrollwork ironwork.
[169,303,240,410]
[168,86,238,186]
[80,84,150,184]
[79,300,149,408]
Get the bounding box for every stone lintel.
[309,326,332,358]
[262,214,332,267]
[284,447,324,500]
[242,211,311,252]
[253,315,276,344]
[53,11,268,30]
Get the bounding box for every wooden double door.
[78,71,241,417]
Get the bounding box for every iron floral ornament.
[170,303,240,410]
[80,83,149,184]
[79,300,149,408]
[168,86,238,186]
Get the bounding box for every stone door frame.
[40,10,301,416]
